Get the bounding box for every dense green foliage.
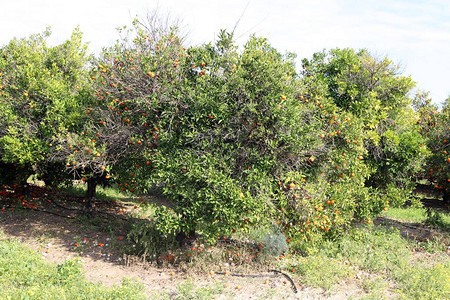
[414,94,450,202]
[301,49,428,202]
[0,28,92,187]
[0,20,448,253]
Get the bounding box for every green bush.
[0,28,91,186]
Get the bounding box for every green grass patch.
[359,276,390,296]
[382,207,427,223]
[60,183,131,202]
[175,280,226,300]
[0,237,146,299]
[315,226,411,274]
[288,256,355,290]
[382,206,450,232]
[281,223,450,299]
[393,261,450,299]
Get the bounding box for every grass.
[382,206,450,232]
[0,234,147,300]
[146,280,230,300]
[0,232,234,300]
[277,224,450,299]
[393,261,450,300]
[175,280,226,300]
[60,183,132,203]
[359,276,389,296]
[289,256,356,290]
[382,207,427,223]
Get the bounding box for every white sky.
[1,0,449,104]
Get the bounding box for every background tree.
[50,15,191,210]
[415,93,450,203]
[301,48,428,207]
[0,28,90,187]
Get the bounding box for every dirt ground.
[0,185,447,299]
[0,209,337,299]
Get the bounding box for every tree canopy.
[0,21,448,252]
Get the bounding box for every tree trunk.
[85,178,97,212]
[175,230,197,247]
[443,189,449,205]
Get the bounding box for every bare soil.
[0,185,304,299]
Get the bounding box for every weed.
[327,226,411,274]
[360,276,389,295]
[393,261,450,299]
[283,255,355,290]
[175,279,225,300]
[411,235,446,253]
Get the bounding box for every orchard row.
[0,21,448,252]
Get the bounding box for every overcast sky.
[1,0,449,104]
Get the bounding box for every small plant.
[56,259,82,284]
[127,218,177,261]
[360,276,390,295]
[261,227,289,256]
[425,207,450,231]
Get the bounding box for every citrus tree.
[0,28,91,186]
[52,20,191,208]
[415,94,450,203]
[91,20,381,252]
[301,49,428,208]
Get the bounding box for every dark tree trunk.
[85,178,97,212]
[443,190,449,205]
[175,230,197,247]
